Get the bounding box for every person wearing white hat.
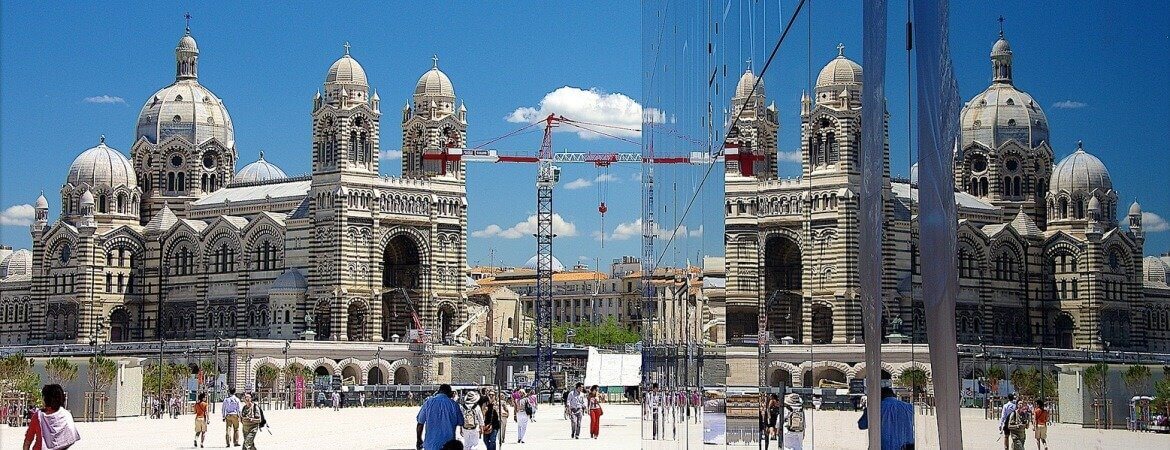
[775,393,806,450]
[461,391,485,449]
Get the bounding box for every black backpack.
[257,404,267,428]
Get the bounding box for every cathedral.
[0,25,472,346]
[724,32,1166,352]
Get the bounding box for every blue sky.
[1,1,1167,269]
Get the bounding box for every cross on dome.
[432,54,440,68]
[343,41,351,55]
[99,134,105,144]
[998,16,1005,38]
[837,43,845,57]
[184,12,192,34]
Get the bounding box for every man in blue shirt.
[416,384,464,450]
[858,387,915,450]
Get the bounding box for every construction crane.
[425,114,714,395]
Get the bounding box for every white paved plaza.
[2,404,1166,449]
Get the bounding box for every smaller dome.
[0,249,32,278]
[35,192,48,209]
[816,45,863,88]
[66,138,137,189]
[734,69,763,98]
[1129,201,1142,216]
[270,268,307,292]
[235,151,288,183]
[415,60,455,98]
[177,33,198,52]
[80,189,95,205]
[326,50,368,88]
[1049,143,1112,195]
[523,255,565,272]
[1087,196,1101,212]
[991,37,1011,57]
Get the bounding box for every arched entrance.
[438,304,456,344]
[807,366,847,388]
[768,369,791,390]
[1055,313,1075,349]
[367,367,385,385]
[394,367,411,385]
[763,235,802,343]
[314,366,331,377]
[109,307,130,342]
[811,304,834,344]
[382,234,422,340]
[314,301,332,340]
[341,365,360,384]
[346,301,368,341]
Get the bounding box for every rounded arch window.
[202,153,216,169]
[1005,159,1019,172]
[59,244,72,264]
[1007,119,1017,126]
[171,155,183,167]
[970,154,988,173]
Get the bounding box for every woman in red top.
[194,392,210,448]
[24,383,80,450]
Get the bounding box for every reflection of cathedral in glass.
[724,33,1166,353]
[0,26,471,345]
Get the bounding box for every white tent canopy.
[583,347,641,387]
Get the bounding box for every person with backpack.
[998,393,1027,450]
[240,392,264,450]
[416,385,464,450]
[459,391,485,449]
[857,387,914,450]
[22,384,80,450]
[515,388,533,443]
[776,393,805,450]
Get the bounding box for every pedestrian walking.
[645,383,663,440]
[587,385,604,439]
[22,384,80,450]
[416,384,464,450]
[240,393,263,450]
[999,393,1027,450]
[566,383,586,439]
[776,393,805,450]
[222,387,242,447]
[515,388,533,443]
[1033,400,1049,450]
[480,394,502,450]
[171,395,182,419]
[562,388,571,420]
[331,391,341,411]
[359,392,366,408]
[527,391,537,422]
[194,392,210,448]
[460,391,485,449]
[857,387,914,450]
[495,390,509,448]
[766,393,781,449]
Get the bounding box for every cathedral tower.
[401,56,468,179]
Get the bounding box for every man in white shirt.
[567,383,587,439]
[221,388,241,447]
[645,383,663,440]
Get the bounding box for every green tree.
[553,317,641,346]
[0,354,41,406]
[1151,377,1170,416]
[143,363,188,396]
[1083,362,1109,401]
[87,356,118,392]
[255,365,279,390]
[1123,365,1152,397]
[986,365,1007,395]
[284,363,312,382]
[897,367,930,401]
[46,357,79,384]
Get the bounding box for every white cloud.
[380,149,403,160]
[472,214,578,239]
[778,151,802,163]
[564,178,592,190]
[631,172,642,182]
[1052,100,1087,109]
[0,204,34,226]
[506,87,642,139]
[83,95,126,104]
[564,173,619,190]
[1143,212,1169,233]
[596,218,692,241]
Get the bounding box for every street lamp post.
[212,331,222,413]
[88,321,105,422]
[283,340,290,406]
[158,338,165,418]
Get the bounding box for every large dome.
[235,151,288,183]
[816,49,862,89]
[1049,144,1112,195]
[960,83,1048,149]
[734,69,763,98]
[66,138,136,189]
[136,81,234,147]
[523,255,565,272]
[415,66,455,99]
[326,52,368,88]
[0,249,31,278]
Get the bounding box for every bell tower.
[402,56,467,179]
